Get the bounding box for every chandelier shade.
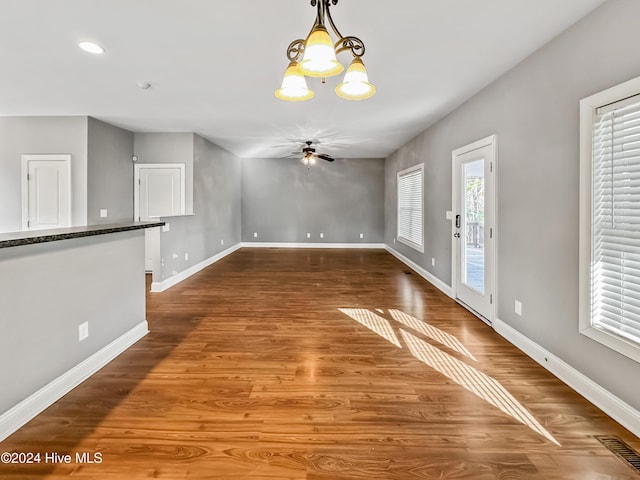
[275,0,375,102]
[335,58,376,100]
[299,26,344,77]
[275,62,314,101]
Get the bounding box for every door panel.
[23,156,71,231]
[137,166,184,220]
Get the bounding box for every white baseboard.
[151,243,241,292]
[241,242,385,249]
[0,321,148,442]
[384,245,453,298]
[492,317,640,438]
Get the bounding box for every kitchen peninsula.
[0,221,163,441]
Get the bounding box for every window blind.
[592,94,640,345]
[398,166,423,250]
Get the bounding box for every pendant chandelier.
[275,0,375,102]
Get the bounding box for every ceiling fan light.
[299,26,343,77]
[275,62,314,101]
[335,58,376,100]
[301,154,316,167]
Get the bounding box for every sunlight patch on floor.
[400,329,560,446]
[338,308,402,348]
[388,309,477,362]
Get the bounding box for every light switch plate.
[78,322,89,341]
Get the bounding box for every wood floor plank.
[0,248,638,479]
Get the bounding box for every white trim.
[134,163,186,221]
[385,244,453,298]
[492,317,640,439]
[579,75,640,364]
[451,135,497,323]
[241,242,385,249]
[151,243,242,292]
[0,321,148,442]
[21,154,72,230]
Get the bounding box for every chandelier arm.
[286,39,306,62]
[324,0,345,40]
[334,36,366,58]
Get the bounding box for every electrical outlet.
[162,223,170,232]
[78,322,89,342]
[172,253,178,259]
[431,258,435,267]
[185,253,189,261]
[221,239,224,246]
[359,233,364,239]
[99,209,108,218]
[307,232,311,239]
[515,300,522,316]
[253,232,258,238]
[320,233,324,239]
[393,238,396,244]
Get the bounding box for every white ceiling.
[0,0,607,159]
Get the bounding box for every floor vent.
[596,435,640,473]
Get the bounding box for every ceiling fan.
[291,141,335,167]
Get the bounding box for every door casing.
[451,135,497,324]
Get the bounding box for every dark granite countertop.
[0,221,165,249]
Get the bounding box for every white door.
[21,154,71,231]
[134,164,185,221]
[452,136,496,323]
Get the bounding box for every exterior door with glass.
[452,136,496,323]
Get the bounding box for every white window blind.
[397,165,423,252]
[591,94,640,346]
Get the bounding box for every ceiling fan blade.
[315,153,335,162]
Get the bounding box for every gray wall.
[87,117,135,224]
[242,157,385,244]
[134,132,195,215]
[0,230,146,414]
[157,134,241,281]
[385,0,640,410]
[0,116,88,233]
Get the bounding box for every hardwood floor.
[1,248,639,479]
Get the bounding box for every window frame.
[579,75,640,364]
[397,163,424,253]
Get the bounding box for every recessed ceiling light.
[78,41,105,55]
